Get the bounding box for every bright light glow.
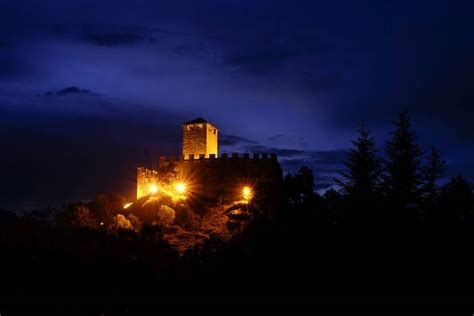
[123,202,133,209]
[150,184,158,194]
[243,186,252,200]
[175,183,186,193]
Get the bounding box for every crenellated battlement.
[137,152,281,200]
[158,152,277,164]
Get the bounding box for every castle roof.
[183,117,209,125]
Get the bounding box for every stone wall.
[182,122,218,159]
[205,124,218,158]
[137,153,283,205]
[136,167,158,199]
[166,153,282,206]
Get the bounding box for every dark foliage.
[439,175,473,224]
[383,110,424,222]
[421,146,447,223]
[335,124,382,223]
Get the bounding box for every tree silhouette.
[55,202,99,229]
[420,146,447,223]
[440,176,473,224]
[283,166,314,207]
[282,166,330,225]
[336,124,382,224]
[323,189,344,224]
[383,110,423,223]
[90,192,126,225]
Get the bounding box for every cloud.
[220,133,346,192]
[84,32,146,46]
[278,149,347,192]
[308,150,347,164]
[43,86,98,97]
[219,134,258,147]
[220,134,308,158]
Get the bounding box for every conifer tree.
[420,146,446,222]
[336,124,382,223]
[421,146,447,198]
[383,110,423,222]
[337,124,382,197]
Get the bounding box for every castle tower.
[182,117,218,159]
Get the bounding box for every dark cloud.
[219,134,258,147]
[220,132,346,192]
[221,133,345,161]
[278,149,347,192]
[43,86,98,97]
[84,32,146,46]
[308,150,347,164]
[221,134,307,158]
[0,106,186,211]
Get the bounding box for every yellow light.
[243,186,252,200]
[123,202,133,209]
[150,184,158,194]
[175,183,186,193]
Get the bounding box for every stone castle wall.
[205,124,218,158]
[137,153,282,204]
[136,167,158,200]
[182,122,218,159]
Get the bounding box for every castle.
[137,118,282,204]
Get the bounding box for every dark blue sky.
[1,0,473,210]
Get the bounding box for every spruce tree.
[383,110,423,222]
[337,124,381,196]
[336,124,382,223]
[421,146,447,197]
[420,146,446,222]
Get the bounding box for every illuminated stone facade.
[136,167,157,201]
[182,117,218,159]
[137,118,282,202]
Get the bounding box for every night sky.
[1,0,473,211]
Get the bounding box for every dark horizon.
[1,0,473,211]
